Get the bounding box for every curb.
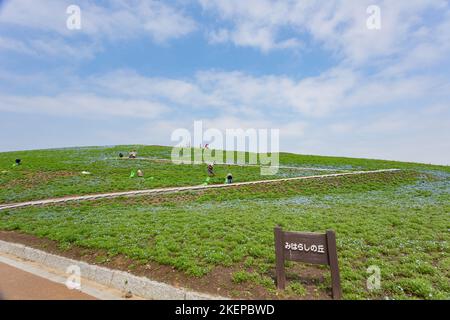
[0,240,227,300]
[0,169,401,211]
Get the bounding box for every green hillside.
[0,145,448,300]
[0,145,350,203]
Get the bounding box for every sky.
[0,0,449,165]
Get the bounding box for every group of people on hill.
[9,151,234,184]
[120,151,233,184]
[119,150,138,159]
[207,163,233,184]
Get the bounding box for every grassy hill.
[1,145,447,204]
[0,145,350,203]
[0,145,448,300]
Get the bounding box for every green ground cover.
[0,145,348,203]
[2,145,447,204]
[1,164,448,300]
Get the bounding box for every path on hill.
[0,169,400,211]
[113,157,345,172]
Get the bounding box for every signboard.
[274,226,342,299]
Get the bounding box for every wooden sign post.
[274,226,342,300]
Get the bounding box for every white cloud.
[0,1,448,165]
[0,0,196,58]
[83,69,356,117]
[207,28,229,44]
[0,0,196,40]
[2,66,446,121]
[199,0,450,67]
[201,0,301,51]
[0,94,168,119]
[0,36,35,55]
[302,105,450,165]
[1,67,448,164]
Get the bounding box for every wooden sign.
[274,226,342,299]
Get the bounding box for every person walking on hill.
[128,150,137,159]
[207,163,214,176]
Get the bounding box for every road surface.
[0,261,96,300]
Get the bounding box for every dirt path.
[0,169,400,211]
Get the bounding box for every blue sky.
[0,0,449,165]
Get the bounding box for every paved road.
[0,262,96,300]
